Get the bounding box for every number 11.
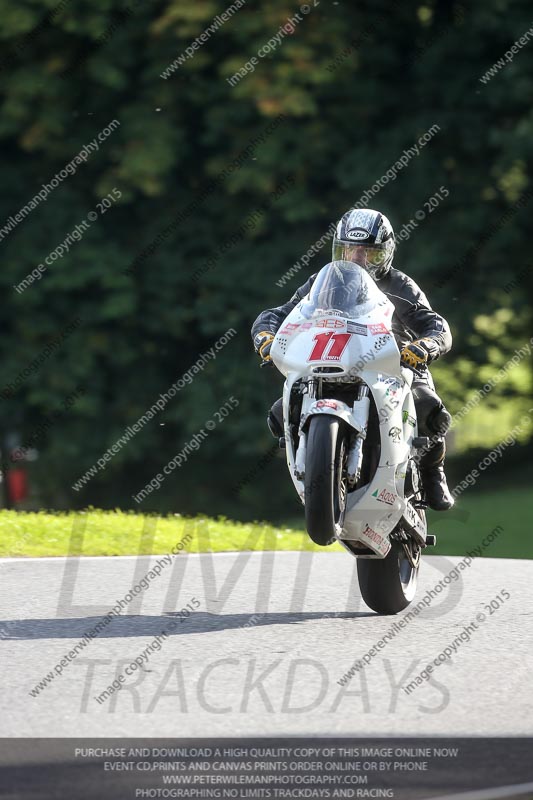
[308,332,352,361]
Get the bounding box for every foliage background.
[0,0,531,522]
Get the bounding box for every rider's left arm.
[392,275,452,362]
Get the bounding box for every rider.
[251,208,454,511]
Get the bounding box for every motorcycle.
[269,260,436,614]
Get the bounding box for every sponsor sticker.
[388,426,402,443]
[372,488,397,506]
[385,386,400,398]
[316,399,338,410]
[316,318,346,329]
[347,322,368,336]
[395,464,407,481]
[279,321,313,335]
[360,523,391,556]
[279,322,300,335]
[346,229,369,240]
[368,322,390,335]
[404,502,424,535]
[402,410,416,427]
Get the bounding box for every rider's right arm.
[250,274,317,342]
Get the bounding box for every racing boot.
[418,438,454,511]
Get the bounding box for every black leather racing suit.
[251,267,453,469]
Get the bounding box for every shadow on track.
[0,609,375,640]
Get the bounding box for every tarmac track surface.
[1,551,532,737]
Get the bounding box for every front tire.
[357,539,419,614]
[304,415,348,546]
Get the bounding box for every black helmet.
[332,208,395,279]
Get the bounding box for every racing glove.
[254,330,275,362]
[400,337,439,370]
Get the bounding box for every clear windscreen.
[300,261,386,319]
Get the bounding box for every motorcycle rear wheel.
[304,415,348,546]
[357,538,420,614]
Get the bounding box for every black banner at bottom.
[1,738,532,800]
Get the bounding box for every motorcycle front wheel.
[304,415,348,546]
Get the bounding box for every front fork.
[293,382,370,484]
[346,384,370,487]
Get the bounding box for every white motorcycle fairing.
[270,261,427,558]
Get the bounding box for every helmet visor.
[332,239,393,277]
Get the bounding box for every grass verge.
[0,509,338,557]
[0,486,530,559]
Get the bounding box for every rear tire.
[357,539,419,614]
[304,415,348,546]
